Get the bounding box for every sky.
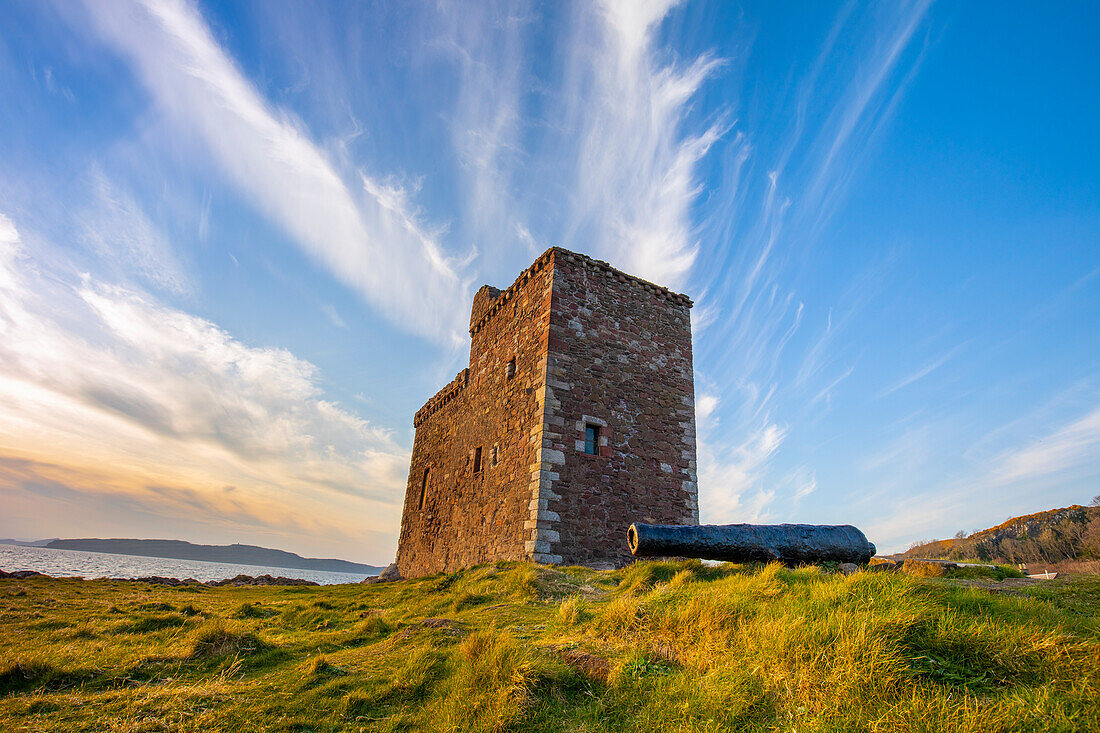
[0,0,1097,565]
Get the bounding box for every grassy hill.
[2,560,1099,732]
[904,504,1100,570]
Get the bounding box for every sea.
[0,544,374,585]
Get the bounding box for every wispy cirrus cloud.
[434,0,724,289]
[72,0,467,344]
[877,342,965,398]
[991,404,1100,486]
[78,171,192,296]
[851,380,1100,553]
[687,1,934,521]
[559,0,726,288]
[0,212,407,561]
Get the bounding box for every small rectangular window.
[418,468,430,511]
[506,358,516,380]
[584,424,600,455]
[473,446,483,473]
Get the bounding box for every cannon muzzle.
[628,523,876,564]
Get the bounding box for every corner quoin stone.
[394,246,699,577]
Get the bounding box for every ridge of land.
[40,538,381,575]
[904,503,1100,570]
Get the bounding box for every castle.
[395,247,698,577]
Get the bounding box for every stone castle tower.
[395,247,698,577]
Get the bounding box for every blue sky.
[0,0,1096,564]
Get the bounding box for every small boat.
[1027,571,1058,580]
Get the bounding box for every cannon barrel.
[627,523,876,564]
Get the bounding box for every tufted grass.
[1,561,1098,731]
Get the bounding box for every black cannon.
[627,522,876,565]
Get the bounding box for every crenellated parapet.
[412,368,469,428]
[469,247,692,338]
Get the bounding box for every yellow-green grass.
[1,561,1098,732]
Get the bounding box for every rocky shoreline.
[0,568,320,586]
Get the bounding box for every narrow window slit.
[418,468,430,511]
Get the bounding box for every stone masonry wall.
[395,253,554,577]
[395,247,698,577]
[530,251,698,568]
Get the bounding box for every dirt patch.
[557,648,611,683]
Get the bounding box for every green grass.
[1,561,1098,731]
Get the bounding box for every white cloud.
[79,171,191,295]
[77,0,467,344]
[0,212,408,562]
[686,2,933,531]
[992,405,1100,485]
[695,388,786,523]
[434,0,723,289]
[853,399,1100,553]
[563,0,725,288]
[877,343,964,398]
[695,392,719,421]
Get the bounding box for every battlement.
[412,369,469,428]
[469,247,692,337]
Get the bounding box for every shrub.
[1082,517,1100,557]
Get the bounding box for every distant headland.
[5,538,382,575]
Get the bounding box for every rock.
[378,562,402,581]
[866,558,899,572]
[131,576,196,586]
[205,574,319,587]
[1,570,317,586]
[362,562,402,584]
[839,563,859,575]
[901,559,951,578]
[0,569,48,579]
